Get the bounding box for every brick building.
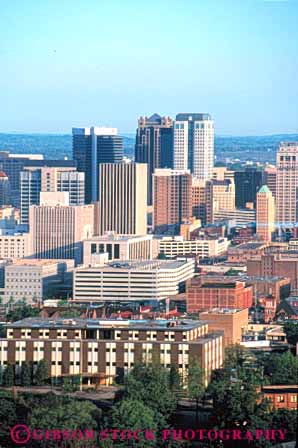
[187,278,253,313]
[261,385,297,410]
[0,318,223,386]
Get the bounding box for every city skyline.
[0,0,297,135]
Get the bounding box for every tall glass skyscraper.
[72,127,123,203]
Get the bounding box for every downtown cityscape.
[0,0,297,447]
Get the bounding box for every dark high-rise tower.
[135,114,173,205]
[0,171,11,206]
[72,127,123,203]
[234,168,265,208]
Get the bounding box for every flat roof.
[7,259,72,267]
[7,317,206,331]
[85,234,150,242]
[77,259,193,272]
[229,242,266,250]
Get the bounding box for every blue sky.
[0,0,297,135]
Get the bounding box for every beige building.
[205,179,235,223]
[192,178,206,224]
[29,203,94,264]
[212,167,235,182]
[153,169,192,234]
[97,162,147,236]
[256,185,275,242]
[3,259,74,304]
[276,142,298,230]
[0,233,31,259]
[157,236,230,259]
[83,233,153,265]
[200,308,248,347]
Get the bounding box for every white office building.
[73,259,195,302]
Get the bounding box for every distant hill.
[0,132,297,163]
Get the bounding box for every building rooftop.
[200,308,244,315]
[77,259,193,272]
[229,242,266,251]
[7,259,72,267]
[258,185,271,194]
[7,317,207,331]
[85,233,150,242]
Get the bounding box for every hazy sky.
[0,0,297,135]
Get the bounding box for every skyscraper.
[234,168,265,208]
[264,166,277,198]
[20,167,85,224]
[72,127,123,203]
[0,171,11,206]
[276,142,298,231]
[205,179,235,224]
[256,185,275,242]
[29,201,94,264]
[97,162,147,235]
[153,169,192,235]
[135,114,173,205]
[173,113,214,180]
[0,151,75,207]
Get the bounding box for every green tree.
[125,363,177,426]
[6,304,39,322]
[262,351,298,385]
[29,394,101,448]
[2,364,14,387]
[111,399,157,447]
[20,362,32,386]
[169,365,181,395]
[187,357,205,418]
[283,322,298,345]
[34,359,49,385]
[0,397,17,446]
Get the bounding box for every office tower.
[20,167,85,224]
[72,127,123,203]
[264,166,277,198]
[0,171,11,206]
[153,169,192,235]
[205,179,235,224]
[192,178,207,224]
[276,142,298,231]
[0,151,76,207]
[234,168,265,208]
[29,203,94,264]
[135,114,173,204]
[97,162,147,235]
[256,185,275,242]
[212,167,235,183]
[173,113,214,181]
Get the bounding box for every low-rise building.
[0,317,224,385]
[213,208,256,226]
[199,308,248,347]
[157,236,229,259]
[73,259,195,303]
[0,233,31,259]
[187,277,253,313]
[261,385,298,410]
[228,242,268,263]
[3,259,74,304]
[83,233,152,265]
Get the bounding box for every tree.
[111,399,157,448]
[262,351,298,385]
[29,394,101,448]
[283,322,298,345]
[6,304,39,323]
[34,359,49,385]
[125,363,177,426]
[20,362,32,387]
[2,364,14,387]
[187,357,205,418]
[169,365,181,395]
[0,397,17,446]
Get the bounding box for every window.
[277,396,285,403]
[290,395,297,403]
